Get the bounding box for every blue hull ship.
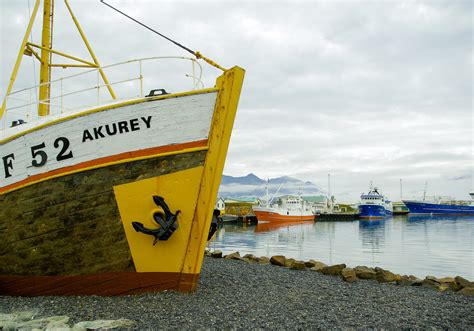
[359,186,393,219]
[359,204,386,219]
[402,200,474,216]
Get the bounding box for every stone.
[437,284,450,292]
[375,268,398,283]
[243,254,259,263]
[285,258,296,268]
[449,282,462,292]
[455,276,474,289]
[354,266,376,280]
[0,312,135,330]
[210,250,222,258]
[397,275,421,286]
[270,255,286,266]
[410,279,423,286]
[204,250,211,257]
[456,287,474,296]
[224,251,241,260]
[321,264,346,276]
[74,319,135,329]
[290,261,306,270]
[438,277,455,284]
[258,256,270,264]
[243,253,258,260]
[341,268,358,283]
[304,259,317,268]
[422,276,441,289]
[310,261,327,272]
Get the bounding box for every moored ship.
[403,193,474,216]
[253,195,316,222]
[358,186,393,219]
[0,0,244,296]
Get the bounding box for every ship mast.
[38,0,54,116]
[0,0,116,121]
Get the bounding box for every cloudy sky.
[1,0,472,202]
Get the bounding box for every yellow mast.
[0,0,116,121]
[38,0,54,116]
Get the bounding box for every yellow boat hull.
[0,67,244,295]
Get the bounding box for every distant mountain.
[220,173,265,185]
[219,173,323,198]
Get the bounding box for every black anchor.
[132,196,180,245]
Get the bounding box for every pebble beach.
[1,256,473,329]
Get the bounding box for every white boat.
[253,195,316,222]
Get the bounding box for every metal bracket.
[145,89,169,97]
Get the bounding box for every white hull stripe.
[0,92,217,193]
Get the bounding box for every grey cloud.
[2,1,472,202]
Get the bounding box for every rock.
[204,249,211,256]
[285,258,296,268]
[290,261,306,270]
[10,316,70,330]
[341,268,358,283]
[309,261,327,272]
[438,277,455,284]
[411,279,423,286]
[243,254,259,263]
[437,284,450,292]
[375,268,398,283]
[456,287,474,296]
[321,264,346,276]
[455,276,474,289]
[304,259,317,268]
[0,313,135,330]
[270,255,286,266]
[422,276,441,289]
[354,266,376,280]
[210,250,223,258]
[258,256,270,264]
[449,281,462,292]
[397,275,421,286]
[224,251,241,260]
[74,319,135,329]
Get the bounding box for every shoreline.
[1,256,473,329]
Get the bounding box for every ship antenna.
[99,0,227,71]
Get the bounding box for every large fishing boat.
[403,192,474,216]
[358,186,393,219]
[0,1,244,296]
[253,195,316,222]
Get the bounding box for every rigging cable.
[99,0,226,71]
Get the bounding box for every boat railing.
[1,56,204,130]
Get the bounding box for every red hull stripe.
[254,210,315,222]
[0,272,200,296]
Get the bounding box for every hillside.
[218,173,323,198]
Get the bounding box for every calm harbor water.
[208,215,474,280]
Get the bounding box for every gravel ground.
[1,256,473,329]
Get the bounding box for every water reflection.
[358,219,386,252]
[209,216,474,279]
[255,220,309,233]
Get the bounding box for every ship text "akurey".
[82,116,152,142]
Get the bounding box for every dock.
[317,213,359,222]
[221,214,258,224]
